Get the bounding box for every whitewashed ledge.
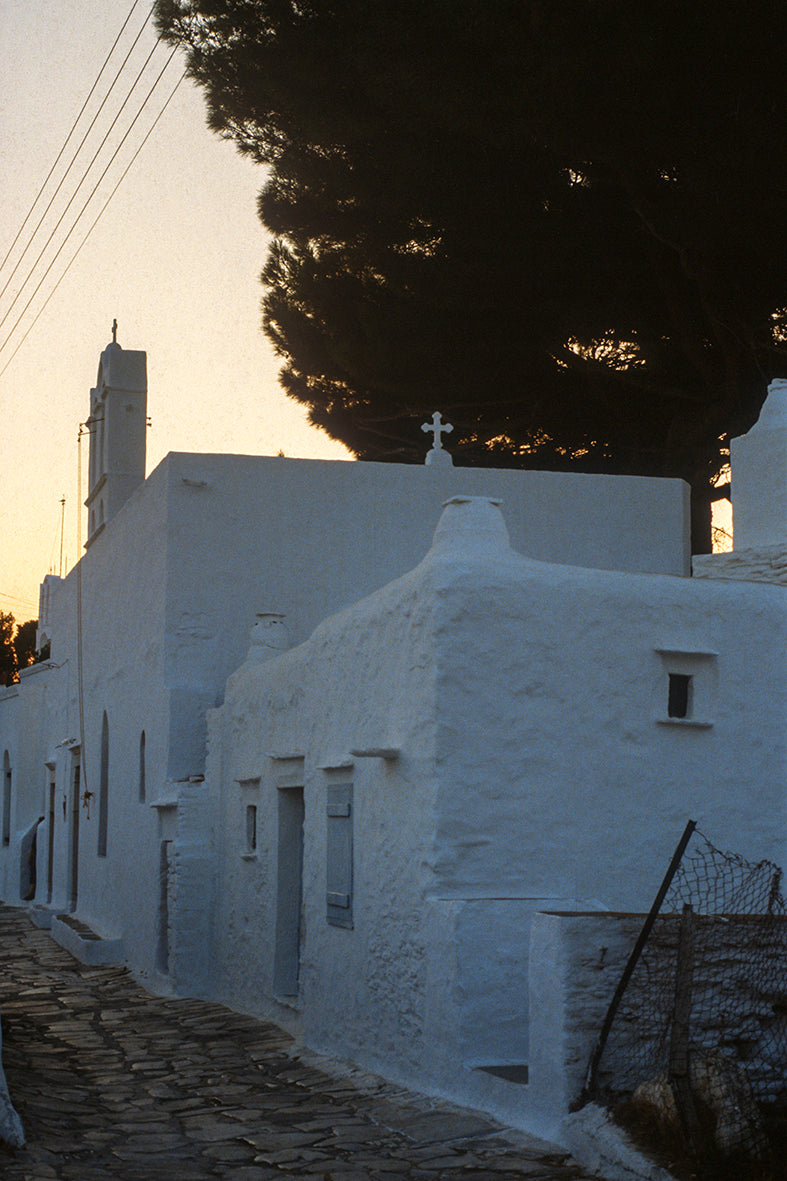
[0,1013,24,1148]
[562,1103,676,1181]
[692,545,787,585]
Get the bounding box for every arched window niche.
[97,712,109,857]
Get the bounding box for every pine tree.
[156,0,787,550]
[0,613,18,686]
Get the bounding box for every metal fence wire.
[587,825,787,1166]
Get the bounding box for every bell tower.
[85,322,147,545]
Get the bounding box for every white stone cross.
[421,412,454,467]
[422,411,453,449]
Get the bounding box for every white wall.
[200,493,784,1137]
[0,443,687,987]
[23,463,172,972]
[0,663,63,904]
[435,552,786,908]
[160,451,690,710]
[203,552,442,1056]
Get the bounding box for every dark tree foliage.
[0,613,17,686]
[0,615,38,685]
[14,620,38,673]
[156,0,787,550]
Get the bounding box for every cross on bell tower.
[421,411,454,467]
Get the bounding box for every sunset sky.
[0,0,350,622]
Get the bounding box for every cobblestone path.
[0,907,597,1180]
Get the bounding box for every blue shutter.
[327,784,353,929]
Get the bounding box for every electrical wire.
[0,52,182,368]
[0,0,152,306]
[0,593,38,611]
[0,35,171,339]
[0,69,185,380]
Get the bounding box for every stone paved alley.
[0,907,599,1181]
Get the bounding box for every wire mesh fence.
[587,825,787,1170]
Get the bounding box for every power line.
[0,592,38,612]
[0,70,185,380]
[0,50,182,366]
[0,0,152,306]
[0,35,169,340]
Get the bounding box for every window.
[656,649,717,728]
[236,778,260,860]
[668,673,692,719]
[245,804,257,854]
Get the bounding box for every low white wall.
[527,908,787,1134]
[528,911,641,1124]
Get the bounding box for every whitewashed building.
[0,331,783,1139]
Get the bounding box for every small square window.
[655,648,717,729]
[668,673,692,719]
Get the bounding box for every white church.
[0,330,784,1139]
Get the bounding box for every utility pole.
[59,495,66,578]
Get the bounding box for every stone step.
[29,906,55,930]
[49,912,124,966]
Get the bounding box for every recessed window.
[668,673,692,719]
[245,804,257,854]
[655,648,717,729]
[237,778,261,861]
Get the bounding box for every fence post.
[581,818,696,1101]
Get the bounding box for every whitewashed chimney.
[731,379,787,550]
[248,613,290,662]
[429,494,512,557]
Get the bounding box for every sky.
[0,0,351,622]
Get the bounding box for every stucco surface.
[431,513,785,906]
[161,451,689,701]
[197,493,785,1133]
[18,463,171,971]
[0,432,691,984]
[205,551,443,1070]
